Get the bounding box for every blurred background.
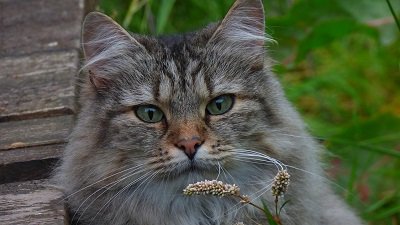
[98,0,400,224]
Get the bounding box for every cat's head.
[70,0,310,192]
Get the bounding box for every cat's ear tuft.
[88,69,109,90]
[82,12,142,60]
[81,12,145,90]
[208,0,268,61]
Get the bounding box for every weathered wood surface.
[0,143,65,165]
[0,0,86,165]
[0,115,71,183]
[0,0,84,57]
[0,51,78,118]
[0,0,96,225]
[0,0,98,223]
[0,179,64,225]
[0,115,73,151]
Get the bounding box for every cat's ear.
[207,0,267,63]
[81,12,146,90]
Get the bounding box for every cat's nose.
[176,137,203,160]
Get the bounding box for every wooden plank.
[0,51,78,118]
[0,144,64,165]
[0,158,59,184]
[0,0,84,57]
[0,0,101,222]
[0,115,73,151]
[0,115,70,181]
[0,114,69,182]
[0,179,64,225]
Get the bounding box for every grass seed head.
[271,170,290,197]
[183,180,240,197]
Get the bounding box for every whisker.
[63,163,146,201]
[215,162,222,180]
[230,150,285,170]
[267,129,316,139]
[231,148,346,191]
[123,170,161,216]
[232,156,277,166]
[224,182,274,219]
[88,170,156,225]
[283,164,346,191]
[219,162,236,184]
[74,168,149,224]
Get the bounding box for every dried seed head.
[183,180,240,197]
[239,195,250,204]
[271,170,290,197]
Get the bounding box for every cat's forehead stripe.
[157,73,173,103]
[166,60,180,81]
[120,85,154,105]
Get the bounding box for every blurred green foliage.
[98,0,400,224]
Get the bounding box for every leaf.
[368,204,400,220]
[364,192,398,213]
[335,0,398,22]
[156,0,176,34]
[288,0,351,24]
[386,0,400,31]
[279,199,291,215]
[122,0,147,28]
[296,19,378,61]
[261,200,279,225]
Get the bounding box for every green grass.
[98,0,400,224]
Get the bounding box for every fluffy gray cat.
[55,0,364,224]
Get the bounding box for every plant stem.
[123,0,148,28]
[237,195,283,225]
[386,0,400,31]
[237,195,265,212]
[274,196,283,225]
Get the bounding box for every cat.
[54,0,364,224]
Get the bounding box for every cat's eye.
[135,105,164,123]
[206,95,234,115]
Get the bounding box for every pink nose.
[176,137,203,160]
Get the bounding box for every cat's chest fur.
[66,171,282,225]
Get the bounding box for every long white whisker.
[215,162,222,180]
[233,155,277,166]
[74,168,148,224]
[219,162,236,184]
[230,150,285,170]
[267,129,318,139]
[283,164,346,191]
[63,163,146,201]
[224,182,274,219]
[125,170,161,215]
[232,148,345,191]
[88,170,156,225]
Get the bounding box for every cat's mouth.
[169,159,218,177]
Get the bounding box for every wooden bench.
[0,0,96,223]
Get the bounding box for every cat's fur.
[55,0,363,224]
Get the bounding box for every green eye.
[206,95,234,115]
[136,105,164,123]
